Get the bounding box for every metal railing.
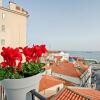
[30,89,47,100]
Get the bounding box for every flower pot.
[1,72,44,100]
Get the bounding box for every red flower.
[1,62,7,68]
[23,44,47,63]
[32,56,36,62]
[1,47,23,74]
[26,56,31,62]
[36,50,42,57]
[0,44,47,75]
[23,46,32,56]
[18,62,22,71]
[33,44,47,57]
[8,60,16,67]
[40,45,47,53]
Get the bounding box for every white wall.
[80,67,91,87]
[51,72,80,84]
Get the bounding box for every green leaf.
[0,69,6,80]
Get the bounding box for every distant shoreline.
[67,51,100,62]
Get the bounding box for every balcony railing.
[30,89,47,100]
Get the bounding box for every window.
[0,13,5,19]
[1,25,5,32]
[2,13,5,19]
[56,87,60,92]
[1,39,5,45]
[0,13,2,19]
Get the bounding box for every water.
[67,51,100,61]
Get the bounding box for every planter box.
[1,72,44,100]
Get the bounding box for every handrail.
[30,89,47,100]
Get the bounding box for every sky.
[4,0,100,51]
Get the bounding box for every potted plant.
[0,44,47,100]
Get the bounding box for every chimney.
[9,1,16,10]
[0,0,3,6]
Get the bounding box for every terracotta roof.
[51,61,82,77]
[39,75,64,91]
[54,88,89,100]
[54,87,100,100]
[72,88,100,100]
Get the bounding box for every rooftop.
[72,88,100,100]
[54,87,100,100]
[39,75,64,91]
[0,1,28,17]
[51,61,82,78]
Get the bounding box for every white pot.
[1,72,44,100]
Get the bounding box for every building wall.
[0,0,2,6]
[51,72,80,84]
[80,67,91,87]
[0,7,28,50]
[39,83,64,98]
[45,69,52,75]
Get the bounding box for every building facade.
[0,0,28,51]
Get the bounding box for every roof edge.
[55,87,91,100]
[67,87,91,99]
[0,6,29,17]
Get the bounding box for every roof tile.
[54,88,90,100]
[39,75,64,91]
[54,87,100,100]
[51,61,82,77]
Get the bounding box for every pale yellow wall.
[0,7,28,51]
[0,0,2,6]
